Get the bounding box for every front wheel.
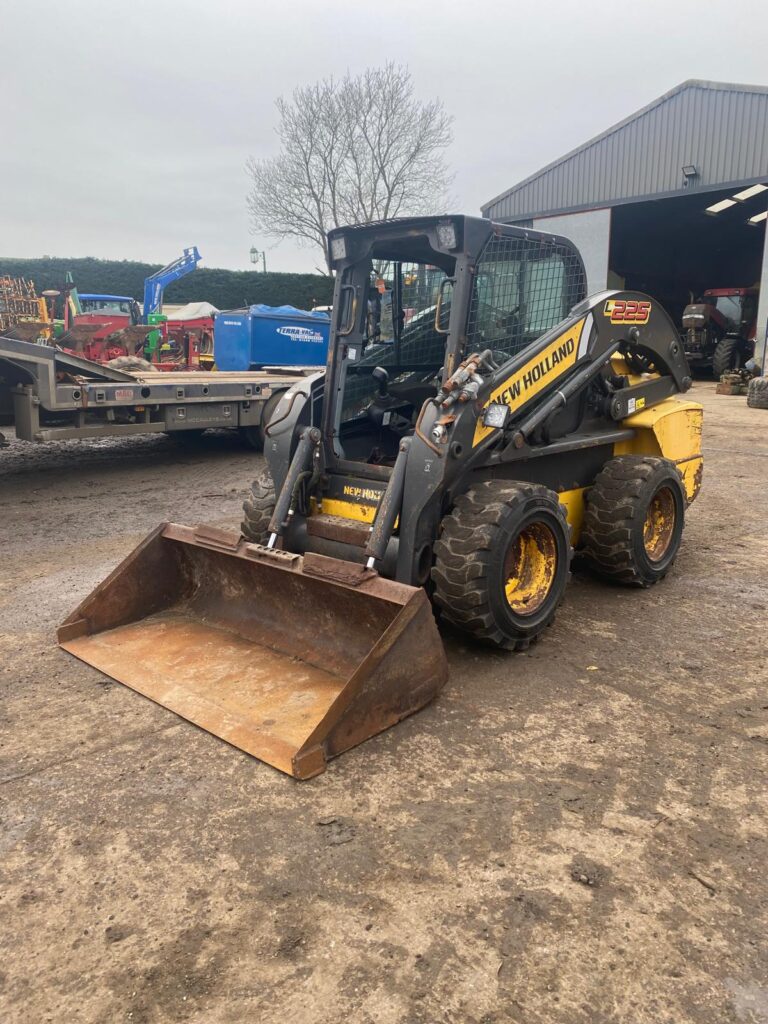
[712,337,747,378]
[241,470,276,543]
[580,456,686,586]
[240,426,264,451]
[432,481,572,650]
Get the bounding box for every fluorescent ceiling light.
[705,198,737,214]
[733,183,768,202]
[748,210,767,224]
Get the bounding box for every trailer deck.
[0,335,319,444]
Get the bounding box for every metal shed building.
[482,80,768,368]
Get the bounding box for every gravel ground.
[1,383,766,1024]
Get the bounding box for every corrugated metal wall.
[483,82,768,221]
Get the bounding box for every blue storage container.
[214,304,330,371]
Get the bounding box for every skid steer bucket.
[57,523,448,779]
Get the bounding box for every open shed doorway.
[609,187,766,337]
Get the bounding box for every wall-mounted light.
[682,165,698,179]
[748,210,767,225]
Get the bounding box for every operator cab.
[79,294,141,325]
[325,216,586,466]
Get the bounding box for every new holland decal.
[473,318,587,446]
[603,298,651,324]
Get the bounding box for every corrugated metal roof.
[483,80,768,221]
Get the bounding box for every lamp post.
[249,246,267,273]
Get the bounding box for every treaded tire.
[170,429,207,443]
[712,337,745,378]
[105,356,153,373]
[580,456,686,587]
[240,426,264,451]
[432,480,572,651]
[241,470,276,543]
[747,376,768,409]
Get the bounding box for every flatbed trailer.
[0,335,317,446]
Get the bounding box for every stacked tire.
[747,376,768,409]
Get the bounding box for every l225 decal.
[604,298,651,324]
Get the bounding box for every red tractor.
[682,286,758,377]
[70,293,154,369]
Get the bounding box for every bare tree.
[246,64,453,273]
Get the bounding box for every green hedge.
[0,256,334,312]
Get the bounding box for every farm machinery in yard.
[682,286,758,377]
[66,248,203,370]
[59,216,703,779]
[2,249,205,371]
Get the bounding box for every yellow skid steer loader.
[59,216,703,778]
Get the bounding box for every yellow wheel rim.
[504,521,558,615]
[643,486,676,562]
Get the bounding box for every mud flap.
[57,523,448,778]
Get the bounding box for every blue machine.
[214,304,330,370]
[142,247,201,322]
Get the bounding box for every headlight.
[330,236,347,261]
[482,403,510,429]
[436,221,457,250]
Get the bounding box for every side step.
[307,513,370,547]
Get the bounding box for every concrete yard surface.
[0,383,766,1024]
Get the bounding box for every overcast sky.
[3,0,767,275]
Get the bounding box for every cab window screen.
[466,234,586,359]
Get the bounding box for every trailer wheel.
[170,429,207,443]
[747,376,768,409]
[105,356,154,373]
[580,456,686,587]
[432,481,571,651]
[241,470,276,544]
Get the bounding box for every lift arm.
[142,247,201,321]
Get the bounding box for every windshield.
[703,294,742,331]
[341,261,450,421]
[81,298,133,315]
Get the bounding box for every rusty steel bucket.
[57,523,448,779]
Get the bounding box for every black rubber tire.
[241,470,276,543]
[240,426,264,451]
[747,376,768,409]
[712,337,746,378]
[580,456,686,587]
[105,356,153,373]
[169,429,207,443]
[432,480,572,651]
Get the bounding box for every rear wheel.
[747,376,768,409]
[432,481,572,650]
[241,470,276,543]
[712,337,746,378]
[580,456,686,586]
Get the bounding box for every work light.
[330,236,347,262]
